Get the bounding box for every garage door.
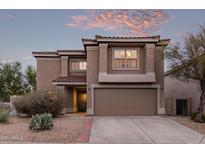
[94,88,157,116]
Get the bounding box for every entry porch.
[53,75,87,114]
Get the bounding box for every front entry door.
[78,92,87,112]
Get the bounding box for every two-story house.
[32,35,170,115]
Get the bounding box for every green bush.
[190,111,199,121]
[29,113,53,130]
[13,90,63,117]
[0,109,9,123]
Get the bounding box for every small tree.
[0,62,26,101]
[25,65,36,92]
[0,62,36,101]
[166,26,205,115]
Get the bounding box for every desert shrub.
[13,90,63,117]
[0,109,9,123]
[0,103,10,111]
[29,113,53,130]
[190,111,199,121]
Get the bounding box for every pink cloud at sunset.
[66,10,174,36]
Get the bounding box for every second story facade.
[33,50,87,90]
[33,35,170,116]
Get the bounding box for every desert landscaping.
[0,114,92,144]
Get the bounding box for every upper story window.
[112,48,140,70]
[71,61,87,71]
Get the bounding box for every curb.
[78,118,93,143]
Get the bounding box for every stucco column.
[86,46,99,115]
[60,56,68,77]
[145,44,155,73]
[56,86,67,114]
[99,43,108,73]
[155,46,165,110]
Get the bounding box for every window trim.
[112,47,140,71]
[70,59,87,72]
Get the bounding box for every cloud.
[66,10,173,36]
[0,14,15,21]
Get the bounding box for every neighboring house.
[32,35,170,115]
[164,69,201,116]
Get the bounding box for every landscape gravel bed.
[166,116,205,134]
[0,114,92,143]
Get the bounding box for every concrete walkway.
[89,116,204,144]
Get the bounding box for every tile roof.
[32,50,85,56]
[53,75,86,83]
[82,35,162,42]
[160,39,171,42]
[95,35,161,39]
[32,51,58,55]
[57,50,85,53]
[81,38,97,42]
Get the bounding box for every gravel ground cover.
[0,114,93,144]
[166,116,205,134]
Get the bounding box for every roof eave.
[156,39,171,47]
[57,52,86,56]
[96,38,160,43]
[32,52,59,58]
[52,81,87,85]
[82,39,98,45]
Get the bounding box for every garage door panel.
[94,88,157,115]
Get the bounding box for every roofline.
[52,81,86,85]
[32,52,59,58]
[82,38,98,46]
[95,35,161,43]
[32,50,85,57]
[82,35,170,47]
[32,35,171,57]
[57,52,85,56]
[156,39,171,46]
[95,34,161,39]
[96,38,160,43]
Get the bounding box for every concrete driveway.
[89,116,205,144]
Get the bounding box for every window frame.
[112,47,140,71]
[70,59,87,72]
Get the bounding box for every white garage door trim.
[87,84,165,115]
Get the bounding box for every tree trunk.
[198,80,205,113]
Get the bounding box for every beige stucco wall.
[99,44,108,73]
[60,56,68,77]
[86,46,99,114]
[155,46,165,108]
[36,58,61,90]
[145,44,155,73]
[36,56,86,90]
[164,76,201,111]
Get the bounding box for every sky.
[0,9,205,71]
